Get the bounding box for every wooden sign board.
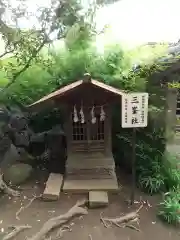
[122,93,149,128]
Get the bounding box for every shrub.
[163,153,180,190]
[138,160,165,194]
[116,128,166,194]
[138,174,165,194]
[158,187,180,225]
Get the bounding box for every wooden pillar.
[64,106,72,155]
[104,106,112,156]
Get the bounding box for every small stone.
[42,173,63,201]
[89,191,109,208]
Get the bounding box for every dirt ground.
[0,171,179,240]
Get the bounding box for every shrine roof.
[28,74,125,108]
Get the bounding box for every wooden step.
[66,161,114,169]
[66,168,115,180]
[88,191,109,208]
[66,154,115,170]
[43,173,63,201]
[63,178,119,193]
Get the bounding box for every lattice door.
[71,107,105,152]
[89,112,105,151]
[71,110,88,152]
[72,120,87,141]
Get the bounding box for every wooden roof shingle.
[28,74,125,108]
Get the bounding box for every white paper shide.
[121,93,148,128]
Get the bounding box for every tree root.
[27,199,88,240]
[2,225,32,240]
[16,194,42,220]
[53,225,72,240]
[100,204,143,231]
[0,174,20,197]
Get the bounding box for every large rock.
[0,144,19,171]
[3,163,33,185]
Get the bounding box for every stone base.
[88,191,108,208]
[63,177,118,193]
[63,153,118,193]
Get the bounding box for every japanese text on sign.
[121,93,148,128]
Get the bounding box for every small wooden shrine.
[30,73,124,192]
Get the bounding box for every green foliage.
[158,187,180,225]
[1,42,135,105]
[163,153,180,190]
[136,141,165,195]
[117,129,166,194]
[0,70,8,87]
[138,168,165,194]
[0,0,97,91]
[0,64,55,105]
[127,44,168,65]
[117,132,180,225]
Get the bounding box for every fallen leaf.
[48,210,55,213]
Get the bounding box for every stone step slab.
[43,173,63,201]
[88,191,109,208]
